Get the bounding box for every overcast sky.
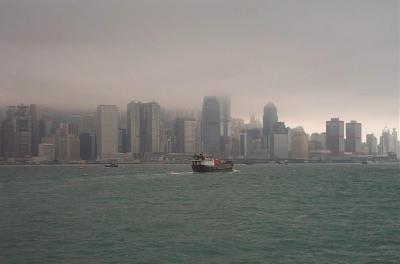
[0,0,398,136]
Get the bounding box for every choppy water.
[0,163,399,263]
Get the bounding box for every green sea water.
[0,163,399,263]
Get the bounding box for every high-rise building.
[291,127,309,159]
[366,134,378,155]
[390,129,398,155]
[79,113,96,160]
[272,122,289,159]
[127,101,141,154]
[96,105,119,160]
[218,96,232,157]
[118,128,128,153]
[202,96,221,155]
[66,115,81,137]
[263,103,278,135]
[1,106,17,159]
[14,105,32,158]
[30,104,39,156]
[174,118,196,153]
[80,114,96,134]
[38,143,55,162]
[345,120,362,153]
[80,133,96,160]
[263,102,278,158]
[127,101,160,155]
[56,135,80,161]
[240,128,266,159]
[379,128,391,156]
[309,133,326,151]
[219,96,231,138]
[39,115,53,140]
[326,118,345,155]
[141,102,160,153]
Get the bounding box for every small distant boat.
[191,153,233,172]
[361,161,369,165]
[105,162,118,168]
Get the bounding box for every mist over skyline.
[0,0,398,136]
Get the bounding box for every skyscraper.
[1,106,17,159]
[141,102,160,153]
[272,121,289,159]
[218,96,232,157]
[202,96,221,155]
[263,103,278,136]
[174,118,196,153]
[366,134,378,155]
[326,118,345,155]
[96,105,118,160]
[291,127,309,159]
[127,101,141,154]
[263,102,278,158]
[218,96,231,138]
[79,113,96,160]
[345,120,362,154]
[30,104,39,156]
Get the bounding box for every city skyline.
[0,0,398,137]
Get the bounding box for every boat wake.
[169,171,194,175]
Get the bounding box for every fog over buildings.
[0,0,398,136]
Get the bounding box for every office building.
[96,105,119,160]
[366,134,378,155]
[38,143,55,161]
[202,96,221,155]
[127,101,141,154]
[326,118,345,155]
[291,127,309,159]
[345,120,362,153]
[174,118,196,153]
[141,102,160,153]
[272,122,289,159]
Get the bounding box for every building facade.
[96,105,119,160]
[345,120,362,154]
[326,118,345,155]
[202,96,221,155]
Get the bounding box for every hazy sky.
[0,0,398,136]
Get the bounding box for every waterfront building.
[96,105,119,160]
[345,120,362,154]
[326,118,345,155]
[263,102,278,158]
[379,128,391,156]
[141,102,160,153]
[218,96,232,157]
[38,143,55,161]
[66,115,81,137]
[366,134,378,155]
[263,102,278,136]
[291,127,309,159]
[127,101,141,154]
[80,114,96,134]
[174,118,196,153]
[30,104,40,156]
[127,101,160,155]
[0,105,40,159]
[272,122,289,159]
[55,135,80,161]
[202,96,221,155]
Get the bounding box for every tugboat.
[191,153,234,172]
